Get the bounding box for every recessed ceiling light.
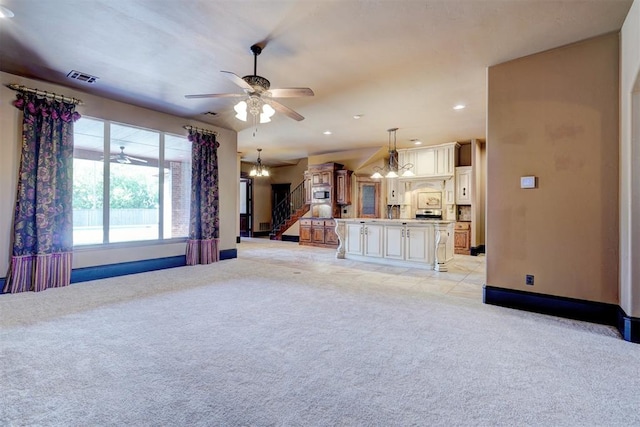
[453,104,466,110]
[323,130,332,135]
[411,139,422,145]
[353,114,363,119]
[0,5,14,18]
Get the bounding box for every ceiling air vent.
[67,70,98,84]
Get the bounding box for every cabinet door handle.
[365,227,368,235]
[392,190,395,197]
[402,229,404,237]
[463,188,466,196]
[407,229,410,238]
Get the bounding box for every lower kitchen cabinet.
[384,225,433,263]
[345,222,383,257]
[300,218,339,248]
[454,221,471,255]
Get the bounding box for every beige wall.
[270,159,308,187]
[487,33,620,304]
[471,140,486,247]
[0,71,237,274]
[620,0,640,316]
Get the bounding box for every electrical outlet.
[525,275,534,286]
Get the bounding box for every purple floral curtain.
[186,130,220,265]
[3,93,81,293]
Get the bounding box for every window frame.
[72,116,191,248]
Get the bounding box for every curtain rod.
[183,125,218,136]
[6,83,83,105]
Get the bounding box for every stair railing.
[272,180,307,235]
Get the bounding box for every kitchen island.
[335,219,455,271]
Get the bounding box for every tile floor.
[238,237,486,301]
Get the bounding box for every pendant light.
[249,148,269,177]
[370,128,414,179]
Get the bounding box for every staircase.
[270,181,309,240]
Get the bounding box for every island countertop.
[336,218,455,225]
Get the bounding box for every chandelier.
[370,128,414,179]
[249,148,269,177]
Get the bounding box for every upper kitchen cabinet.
[455,166,472,205]
[398,142,459,179]
[336,169,352,206]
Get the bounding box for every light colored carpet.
[1,238,639,426]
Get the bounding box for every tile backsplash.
[457,205,471,221]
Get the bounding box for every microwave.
[313,190,330,199]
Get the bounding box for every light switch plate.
[520,176,537,189]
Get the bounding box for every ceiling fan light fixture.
[260,103,275,123]
[234,101,248,121]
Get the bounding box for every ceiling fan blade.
[220,71,254,92]
[268,88,314,98]
[185,93,245,99]
[270,100,304,121]
[126,156,148,163]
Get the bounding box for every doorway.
[356,178,380,218]
[271,183,291,232]
[240,177,253,237]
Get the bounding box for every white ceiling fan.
[185,44,314,122]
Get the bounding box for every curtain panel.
[3,93,80,293]
[186,130,220,265]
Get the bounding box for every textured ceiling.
[0,0,633,165]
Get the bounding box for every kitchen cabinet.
[304,172,312,205]
[386,179,404,205]
[324,219,339,245]
[454,221,471,255]
[311,170,333,186]
[336,219,455,271]
[384,224,433,263]
[300,219,311,243]
[300,218,338,248]
[336,169,352,205]
[345,222,383,257]
[398,142,459,179]
[455,166,472,205]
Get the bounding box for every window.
[73,117,191,246]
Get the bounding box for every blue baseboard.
[71,256,187,283]
[618,307,640,343]
[220,248,237,260]
[483,285,639,344]
[1,248,238,292]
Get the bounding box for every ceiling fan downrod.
[250,44,262,76]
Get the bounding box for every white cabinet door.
[405,226,433,263]
[436,146,454,176]
[455,166,472,205]
[387,179,399,204]
[346,223,364,255]
[415,149,436,176]
[399,151,416,177]
[384,225,405,260]
[364,224,384,258]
